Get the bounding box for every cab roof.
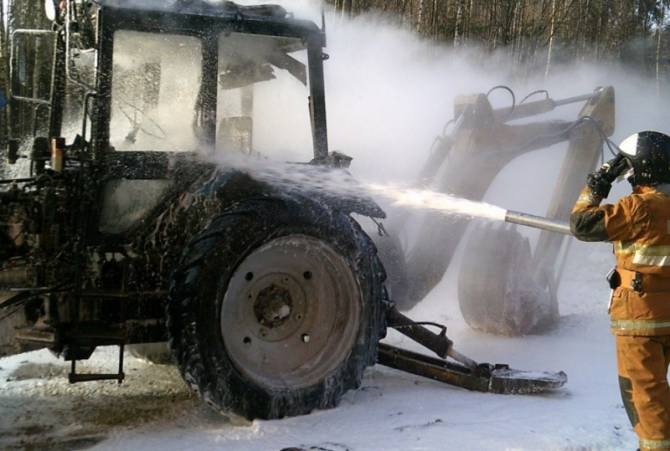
[94,0,323,37]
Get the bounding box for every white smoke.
[230,0,669,204]
[220,0,669,329]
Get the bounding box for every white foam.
[213,154,507,223]
[365,183,507,222]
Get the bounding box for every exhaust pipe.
[504,210,572,236]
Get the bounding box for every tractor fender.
[196,167,386,219]
[146,167,385,283]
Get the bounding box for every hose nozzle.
[504,210,572,236]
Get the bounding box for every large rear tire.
[167,198,385,419]
[371,232,412,310]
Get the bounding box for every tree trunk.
[581,0,590,60]
[416,0,428,34]
[656,20,664,96]
[343,0,353,17]
[489,1,498,49]
[0,0,7,156]
[595,2,603,61]
[454,0,466,47]
[465,0,474,40]
[431,0,439,39]
[545,0,557,79]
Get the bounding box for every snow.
[0,238,638,450]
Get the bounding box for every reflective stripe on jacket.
[640,437,670,450]
[570,185,670,336]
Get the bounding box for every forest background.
[327,0,670,86]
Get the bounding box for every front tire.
[167,198,385,419]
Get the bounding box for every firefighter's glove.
[587,171,613,198]
[587,155,628,198]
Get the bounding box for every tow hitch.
[380,305,567,394]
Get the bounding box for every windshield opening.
[109,31,203,152]
[216,32,313,161]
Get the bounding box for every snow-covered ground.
[0,237,637,451]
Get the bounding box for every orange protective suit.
[571,185,670,451]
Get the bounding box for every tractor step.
[69,343,125,384]
[377,343,567,394]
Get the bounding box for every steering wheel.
[115,98,167,143]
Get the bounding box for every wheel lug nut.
[301,333,310,343]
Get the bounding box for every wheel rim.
[220,234,361,390]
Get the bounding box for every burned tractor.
[0,0,566,420]
[377,86,615,336]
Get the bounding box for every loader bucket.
[458,223,558,335]
[378,86,614,335]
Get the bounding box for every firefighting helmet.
[618,131,670,186]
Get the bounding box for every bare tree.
[300,1,670,82]
[0,0,7,150]
[454,0,466,47]
[657,10,665,95]
[545,0,558,78]
[416,0,428,33]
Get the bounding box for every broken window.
[216,32,312,161]
[109,31,203,152]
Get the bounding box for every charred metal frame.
[90,4,329,161]
[85,3,332,241]
[0,2,334,361]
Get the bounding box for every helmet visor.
[619,133,640,156]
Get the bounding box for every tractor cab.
[7,0,332,235]
[9,0,330,166]
[89,0,330,234]
[94,0,326,160]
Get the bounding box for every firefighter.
[571,130,670,451]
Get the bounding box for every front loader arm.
[386,87,614,317]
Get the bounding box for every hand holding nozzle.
[586,154,629,198]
